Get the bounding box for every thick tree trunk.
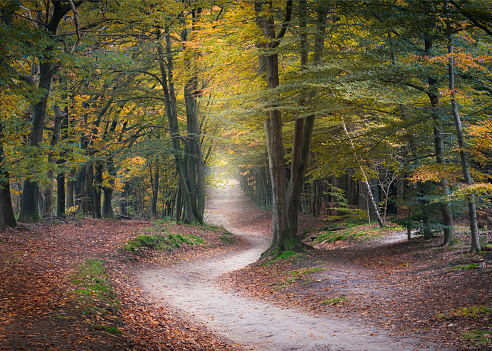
[0,123,16,228]
[156,28,201,224]
[102,187,113,218]
[256,0,297,253]
[18,62,54,223]
[447,27,480,252]
[286,1,327,240]
[18,2,73,222]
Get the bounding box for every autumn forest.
[1,0,492,350]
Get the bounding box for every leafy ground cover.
[224,222,492,351]
[0,218,240,350]
[1,213,491,350]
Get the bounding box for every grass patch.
[92,324,123,335]
[321,295,348,305]
[453,263,480,270]
[122,232,204,254]
[262,251,306,266]
[219,231,235,243]
[461,328,492,347]
[69,258,119,317]
[276,267,325,289]
[443,305,492,319]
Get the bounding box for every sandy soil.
[139,181,443,351]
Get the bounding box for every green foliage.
[324,186,368,225]
[321,296,348,305]
[453,263,480,270]
[122,232,203,254]
[92,325,123,335]
[461,328,492,347]
[261,250,306,266]
[276,267,325,290]
[69,258,118,316]
[219,232,235,243]
[313,224,383,245]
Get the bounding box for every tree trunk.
[256,0,296,253]
[0,123,16,228]
[447,21,480,252]
[56,172,65,218]
[66,169,75,210]
[43,104,64,217]
[18,2,73,222]
[83,163,95,216]
[18,61,54,223]
[150,162,159,218]
[156,28,201,224]
[425,38,455,246]
[94,162,103,218]
[341,118,385,227]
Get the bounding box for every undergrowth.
[65,258,123,335]
[276,267,325,289]
[440,305,492,348]
[122,232,204,254]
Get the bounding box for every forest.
[1,0,492,252]
[2,0,492,255]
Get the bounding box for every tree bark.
[0,123,16,228]
[425,38,455,246]
[156,28,202,224]
[256,0,297,253]
[18,2,74,222]
[341,118,385,228]
[447,19,480,252]
[43,104,64,217]
[286,0,327,238]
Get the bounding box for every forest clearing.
[2,1,492,350]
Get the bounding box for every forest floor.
[0,181,491,350]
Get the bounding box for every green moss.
[461,328,492,347]
[453,263,479,270]
[121,232,204,254]
[276,267,325,289]
[321,296,348,305]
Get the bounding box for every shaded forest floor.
[0,218,242,350]
[225,220,492,350]
[0,215,491,350]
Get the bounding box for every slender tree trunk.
[150,162,159,218]
[341,118,385,228]
[447,23,480,252]
[66,169,75,210]
[94,162,103,218]
[56,172,65,218]
[43,105,64,217]
[83,163,95,216]
[425,38,455,246]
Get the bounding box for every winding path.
[139,182,438,350]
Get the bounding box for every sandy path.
[139,182,438,350]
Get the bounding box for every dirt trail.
[139,182,439,350]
